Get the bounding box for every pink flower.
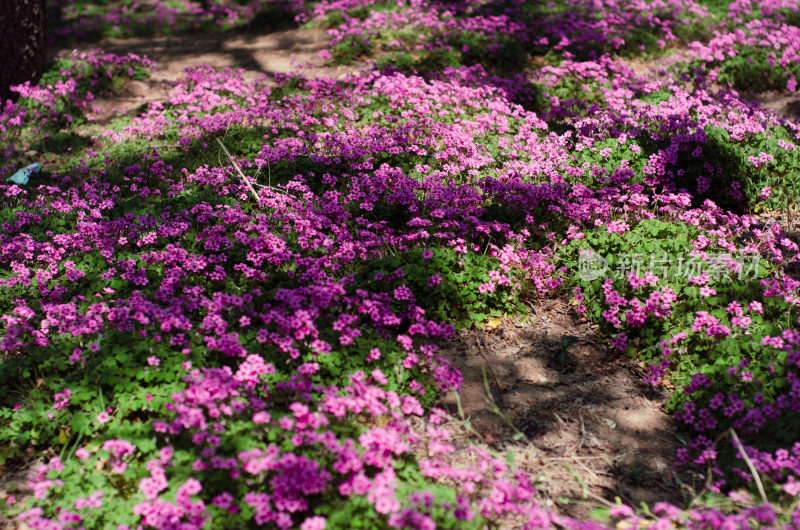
[371,369,388,385]
[397,335,413,350]
[374,494,401,514]
[69,348,84,363]
[783,476,800,496]
[609,504,634,517]
[97,412,110,424]
[402,353,418,368]
[301,516,326,530]
[726,301,743,316]
[213,492,234,510]
[298,362,320,376]
[731,316,751,327]
[252,411,271,424]
[401,396,423,416]
[478,281,496,293]
[393,285,414,301]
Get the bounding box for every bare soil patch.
[438,298,688,519]
[71,28,355,81]
[748,91,800,121]
[625,50,800,123]
[0,451,43,529]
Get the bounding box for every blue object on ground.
[6,162,40,185]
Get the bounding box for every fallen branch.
[216,138,261,202]
[730,428,768,504]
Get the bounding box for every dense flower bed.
[2,0,800,528]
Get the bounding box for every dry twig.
[216,138,261,202]
[730,428,768,504]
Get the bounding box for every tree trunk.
[0,0,47,102]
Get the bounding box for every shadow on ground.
[52,26,365,82]
[437,298,689,519]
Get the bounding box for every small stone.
[126,80,149,98]
[24,150,38,158]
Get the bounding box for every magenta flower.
[300,516,326,530]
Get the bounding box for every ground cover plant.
[2,0,800,528]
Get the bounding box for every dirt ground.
[749,90,800,121]
[54,27,368,124]
[0,452,45,529]
[437,298,690,519]
[626,50,800,122]
[60,29,800,127]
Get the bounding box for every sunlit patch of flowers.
[0,49,151,164]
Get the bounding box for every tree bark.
[0,0,47,102]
